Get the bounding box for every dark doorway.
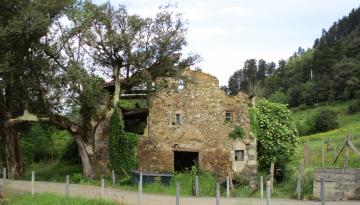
[174,151,199,171]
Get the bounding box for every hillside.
[291,100,360,169]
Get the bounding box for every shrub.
[254,100,298,173]
[228,126,245,139]
[347,100,360,114]
[268,91,288,104]
[312,109,339,133]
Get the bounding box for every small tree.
[255,100,297,177]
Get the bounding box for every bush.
[347,100,360,114]
[254,100,298,175]
[312,109,339,133]
[228,126,245,139]
[268,91,288,104]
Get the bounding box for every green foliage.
[268,91,288,104]
[312,108,339,133]
[109,108,139,175]
[348,100,360,114]
[4,193,120,205]
[118,99,147,108]
[255,100,298,171]
[20,123,73,164]
[228,126,245,139]
[22,161,81,182]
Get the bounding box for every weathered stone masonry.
[139,69,257,182]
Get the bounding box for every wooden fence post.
[2,167,6,193]
[216,182,220,205]
[65,175,70,197]
[31,171,35,195]
[260,176,264,199]
[194,176,199,197]
[266,181,270,205]
[345,136,349,168]
[176,182,180,205]
[322,141,325,168]
[270,162,274,193]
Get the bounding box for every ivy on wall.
[109,107,139,175]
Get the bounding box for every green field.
[0,193,121,205]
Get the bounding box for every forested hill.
[227,6,360,107]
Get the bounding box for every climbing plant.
[109,108,139,175]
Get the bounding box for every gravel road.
[4,180,360,205]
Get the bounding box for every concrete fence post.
[31,171,35,195]
[226,176,230,198]
[216,182,220,205]
[260,176,263,199]
[2,167,6,193]
[176,182,180,205]
[297,175,301,200]
[100,178,105,198]
[112,170,116,185]
[65,175,70,197]
[195,176,199,197]
[266,180,270,205]
[138,172,143,205]
[270,162,274,193]
[321,177,325,205]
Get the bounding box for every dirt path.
[4,180,359,205]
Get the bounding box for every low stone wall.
[313,168,360,200]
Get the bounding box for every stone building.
[139,69,257,183]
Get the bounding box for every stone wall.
[313,168,360,200]
[139,69,257,184]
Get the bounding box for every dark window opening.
[174,151,198,171]
[235,150,244,161]
[175,113,181,125]
[225,111,233,121]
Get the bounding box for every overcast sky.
[93,0,359,86]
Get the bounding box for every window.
[235,150,244,161]
[225,111,233,121]
[178,79,185,90]
[175,113,181,125]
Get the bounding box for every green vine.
[109,107,139,175]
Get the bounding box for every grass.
[118,99,147,109]
[22,161,82,182]
[113,171,217,197]
[0,193,121,205]
[278,100,360,199]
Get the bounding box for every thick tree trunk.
[3,125,24,179]
[74,137,96,179]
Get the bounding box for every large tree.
[1,1,197,178]
[0,0,74,179]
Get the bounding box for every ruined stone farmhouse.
[139,69,257,179]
